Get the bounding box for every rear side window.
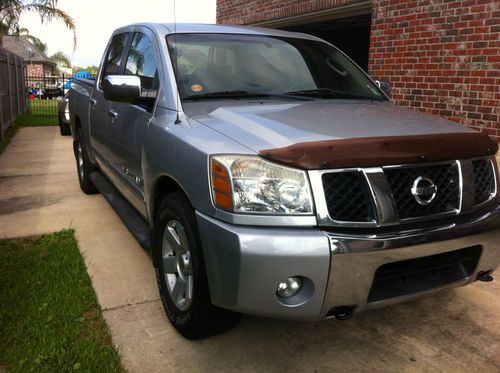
[102,33,128,79]
[125,33,159,100]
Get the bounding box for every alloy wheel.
[161,219,193,311]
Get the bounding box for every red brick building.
[217,0,500,141]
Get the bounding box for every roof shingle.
[1,36,55,65]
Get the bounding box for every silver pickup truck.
[69,23,500,340]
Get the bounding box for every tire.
[59,117,71,136]
[74,128,98,194]
[153,191,240,339]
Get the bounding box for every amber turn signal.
[211,159,233,210]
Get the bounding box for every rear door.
[105,28,162,216]
[89,32,130,163]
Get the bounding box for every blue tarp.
[64,71,92,89]
[75,71,92,79]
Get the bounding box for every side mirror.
[375,79,391,95]
[102,75,141,103]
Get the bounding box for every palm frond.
[0,0,22,34]
[24,34,47,53]
[49,50,71,67]
[22,3,76,49]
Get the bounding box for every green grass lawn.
[13,111,58,126]
[0,230,124,373]
[28,99,59,116]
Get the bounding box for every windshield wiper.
[283,88,381,100]
[183,90,311,101]
[183,90,264,100]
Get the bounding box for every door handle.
[90,98,97,106]
[108,110,118,120]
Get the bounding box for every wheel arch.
[72,116,82,154]
[72,115,81,140]
[73,115,98,165]
[150,174,193,227]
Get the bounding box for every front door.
[106,29,162,216]
[90,32,130,163]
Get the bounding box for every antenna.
[174,0,181,124]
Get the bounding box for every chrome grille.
[384,163,460,220]
[322,172,374,222]
[473,159,495,205]
[312,157,497,227]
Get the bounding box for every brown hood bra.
[259,132,498,170]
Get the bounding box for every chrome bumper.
[322,205,500,316]
[196,205,500,321]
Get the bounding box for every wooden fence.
[0,47,26,140]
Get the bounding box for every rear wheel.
[74,128,98,194]
[153,191,239,339]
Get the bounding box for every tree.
[73,65,98,75]
[50,51,70,68]
[14,27,47,53]
[0,0,76,48]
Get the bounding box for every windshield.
[166,33,386,101]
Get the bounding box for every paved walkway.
[1,127,499,372]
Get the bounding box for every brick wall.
[27,63,44,76]
[217,0,500,141]
[370,0,499,141]
[217,0,356,24]
[26,63,54,76]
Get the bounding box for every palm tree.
[49,51,70,68]
[14,27,47,53]
[0,0,76,48]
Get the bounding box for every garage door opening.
[281,14,372,72]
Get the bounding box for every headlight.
[210,155,313,214]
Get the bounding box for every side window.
[125,32,159,109]
[101,33,128,85]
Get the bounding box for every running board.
[90,172,151,250]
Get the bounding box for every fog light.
[276,276,303,298]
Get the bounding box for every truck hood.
[185,100,474,152]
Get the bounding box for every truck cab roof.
[112,22,323,42]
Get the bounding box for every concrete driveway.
[1,126,499,372]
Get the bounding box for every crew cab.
[69,23,500,340]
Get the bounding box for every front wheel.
[153,191,240,339]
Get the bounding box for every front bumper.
[196,205,500,320]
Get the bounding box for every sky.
[18,0,216,67]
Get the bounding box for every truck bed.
[74,78,95,87]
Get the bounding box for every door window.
[125,32,159,110]
[101,33,128,85]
